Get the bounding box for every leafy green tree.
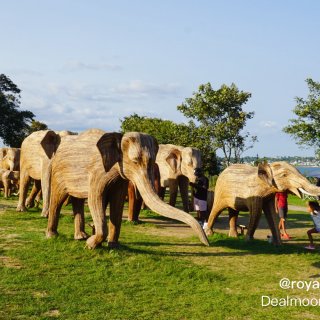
[120,113,219,174]
[0,74,34,147]
[283,78,320,156]
[121,113,179,145]
[27,120,49,134]
[177,82,256,166]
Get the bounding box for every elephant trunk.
[134,175,209,246]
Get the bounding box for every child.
[305,201,320,250]
[189,168,209,227]
[275,191,290,240]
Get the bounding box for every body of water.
[296,166,320,178]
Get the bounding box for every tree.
[27,120,48,134]
[283,78,320,156]
[177,82,256,166]
[0,74,34,147]
[120,113,219,174]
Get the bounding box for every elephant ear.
[257,163,273,187]
[40,131,61,159]
[96,132,122,172]
[166,149,182,173]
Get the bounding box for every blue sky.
[1,0,320,157]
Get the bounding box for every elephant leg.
[228,208,239,237]
[263,200,282,245]
[3,179,10,198]
[71,197,88,240]
[16,170,31,212]
[205,203,225,236]
[86,191,108,249]
[154,163,161,195]
[108,179,128,247]
[40,161,52,218]
[133,193,143,221]
[131,190,144,222]
[46,188,68,238]
[26,180,41,209]
[158,186,166,200]
[35,190,42,208]
[128,181,137,221]
[169,180,178,207]
[246,198,263,241]
[178,175,190,213]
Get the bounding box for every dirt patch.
[0,256,22,269]
[33,291,48,298]
[43,310,60,317]
[130,204,313,248]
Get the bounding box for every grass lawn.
[1,195,320,320]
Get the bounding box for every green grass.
[288,194,310,207]
[1,197,320,319]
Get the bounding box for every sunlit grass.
[1,195,320,319]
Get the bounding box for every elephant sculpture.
[156,144,202,212]
[0,169,19,198]
[205,161,320,245]
[46,129,209,249]
[0,147,20,171]
[16,130,77,217]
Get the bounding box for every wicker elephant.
[46,129,209,249]
[0,169,19,198]
[16,130,77,218]
[156,144,202,212]
[205,161,320,245]
[0,148,20,171]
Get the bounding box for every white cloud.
[112,80,181,97]
[63,60,122,72]
[259,120,278,128]
[19,77,183,135]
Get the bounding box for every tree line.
[1,73,320,173]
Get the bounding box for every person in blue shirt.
[305,200,320,250]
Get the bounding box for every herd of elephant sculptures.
[1,128,320,249]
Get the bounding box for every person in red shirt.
[275,191,290,240]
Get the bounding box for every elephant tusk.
[298,187,318,197]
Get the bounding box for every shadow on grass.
[116,233,313,258]
[287,212,314,229]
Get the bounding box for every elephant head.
[156,144,202,185]
[259,161,320,198]
[156,144,183,186]
[181,147,202,183]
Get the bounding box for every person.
[275,191,290,240]
[189,168,209,227]
[305,201,320,250]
